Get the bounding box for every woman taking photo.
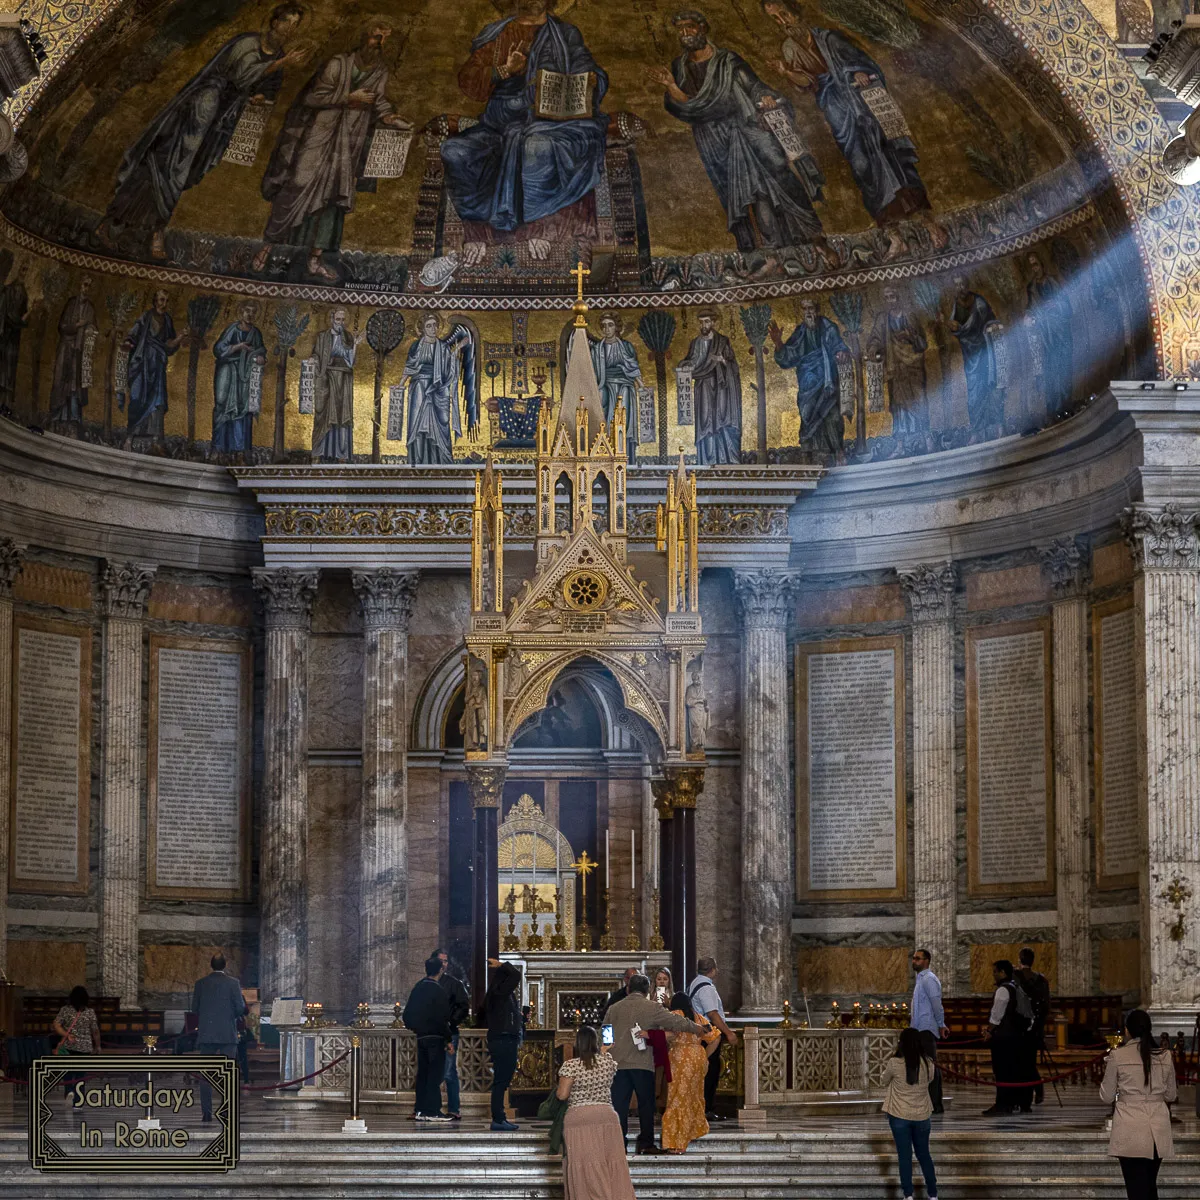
[1099,1009,1177,1200]
[881,1027,939,1200]
[556,1025,635,1200]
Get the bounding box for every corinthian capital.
[100,561,157,620]
[734,569,801,631]
[352,568,419,631]
[253,568,318,630]
[1123,504,1200,572]
[1039,537,1088,599]
[0,538,24,601]
[465,764,506,809]
[898,561,956,623]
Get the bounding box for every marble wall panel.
[795,585,907,628]
[408,573,471,744]
[796,946,910,996]
[1092,541,1134,589]
[695,762,742,1007]
[306,764,361,1015]
[1098,938,1140,995]
[969,941,1058,993]
[142,944,248,995]
[965,564,1051,611]
[13,562,93,611]
[9,939,88,993]
[307,636,363,751]
[406,767,444,992]
[148,581,253,627]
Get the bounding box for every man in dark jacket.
[1016,946,1051,1105]
[192,954,247,1122]
[599,967,638,1021]
[403,956,454,1121]
[435,948,470,1119]
[477,956,523,1131]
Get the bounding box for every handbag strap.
[62,1009,83,1040]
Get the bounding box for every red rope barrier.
[937,1049,1110,1087]
[241,1049,350,1092]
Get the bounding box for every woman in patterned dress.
[556,1025,636,1200]
[661,992,721,1154]
[53,985,101,1100]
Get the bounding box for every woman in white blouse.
[1099,1009,1177,1200]
[556,1025,636,1200]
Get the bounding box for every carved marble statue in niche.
[460,653,489,752]
[685,658,708,753]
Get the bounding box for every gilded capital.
[253,568,318,630]
[734,569,801,631]
[466,764,506,809]
[0,538,24,601]
[100,561,156,620]
[353,568,419,631]
[1123,504,1200,572]
[1040,537,1087,599]
[898,561,956,623]
[652,765,705,817]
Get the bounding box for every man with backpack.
[1015,946,1051,1106]
[982,958,1034,1114]
[686,956,738,1121]
[434,948,470,1120]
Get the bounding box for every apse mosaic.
[0,0,1156,463]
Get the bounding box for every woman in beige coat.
[1098,1009,1177,1200]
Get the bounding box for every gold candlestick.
[625,890,641,952]
[526,900,544,951]
[550,886,568,951]
[352,1002,374,1029]
[502,887,520,951]
[649,888,664,952]
[599,887,616,951]
[391,1002,405,1029]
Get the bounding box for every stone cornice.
[100,561,156,621]
[252,568,318,629]
[353,568,419,632]
[898,562,957,623]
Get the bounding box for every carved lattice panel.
[362,1035,394,1091]
[318,1034,351,1091]
[395,1033,417,1090]
[454,1032,494,1094]
[840,1033,868,1092]
[867,1031,900,1091]
[790,1034,838,1093]
[758,1033,786,1095]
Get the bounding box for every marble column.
[1041,538,1091,995]
[898,562,957,992]
[353,569,419,1005]
[100,561,156,1008]
[467,764,505,1006]
[734,569,801,1016]
[653,767,703,990]
[0,540,23,975]
[253,568,318,1002]
[1125,506,1200,1023]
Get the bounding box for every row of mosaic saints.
[73,1,980,276]
[0,224,1137,464]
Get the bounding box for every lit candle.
[605,829,610,890]
[631,828,636,892]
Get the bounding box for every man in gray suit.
[192,953,247,1121]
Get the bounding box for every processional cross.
[572,849,597,952]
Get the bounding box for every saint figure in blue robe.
[770,299,849,456]
[441,1,609,261]
[1024,253,1074,423]
[212,303,266,457]
[122,289,185,443]
[402,315,479,465]
[949,276,1003,434]
[590,316,644,461]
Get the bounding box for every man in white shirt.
[909,948,947,1113]
[982,958,1031,1115]
[686,956,738,1121]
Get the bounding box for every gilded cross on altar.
[572,850,596,952]
[571,259,591,328]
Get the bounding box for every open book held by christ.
[535,68,593,120]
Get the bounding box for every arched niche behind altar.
[497,794,577,950]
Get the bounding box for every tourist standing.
[982,959,1033,1115]
[661,991,721,1154]
[881,1027,940,1200]
[600,967,638,1021]
[607,974,702,1155]
[53,985,101,1100]
[651,967,673,1006]
[434,948,469,1120]
[478,956,523,1131]
[1015,946,1051,1105]
[909,948,947,1113]
[1100,1009,1176,1200]
[686,957,738,1121]
[557,1025,636,1200]
[402,955,454,1123]
[192,954,247,1122]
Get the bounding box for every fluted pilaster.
[899,563,957,990]
[100,561,156,1007]
[253,568,318,1000]
[1041,539,1091,994]
[353,568,418,1004]
[1125,506,1200,1018]
[735,569,801,1015]
[0,541,24,973]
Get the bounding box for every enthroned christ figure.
[440,0,609,265]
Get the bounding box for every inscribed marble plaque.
[1097,606,1139,886]
[969,625,1052,893]
[796,638,904,900]
[149,640,249,898]
[11,623,89,893]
